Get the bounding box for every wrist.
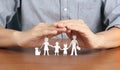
[94,34,106,49]
[13,31,24,47]
[86,32,105,49]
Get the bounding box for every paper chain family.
[35,35,81,56]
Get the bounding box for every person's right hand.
[13,23,66,48]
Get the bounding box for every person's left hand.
[54,20,102,49]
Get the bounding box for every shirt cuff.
[106,16,120,30]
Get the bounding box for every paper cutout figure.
[41,37,51,56]
[34,35,81,56]
[68,35,81,56]
[51,42,61,56]
[62,44,69,56]
[35,47,41,56]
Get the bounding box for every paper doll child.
[51,42,62,56]
[62,44,69,56]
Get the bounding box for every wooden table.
[0,39,119,70]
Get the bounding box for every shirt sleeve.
[103,0,120,30]
[0,0,20,28]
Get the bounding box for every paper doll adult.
[68,35,79,56]
[41,37,52,56]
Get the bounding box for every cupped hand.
[54,20,102,49]
[14,23,66,47]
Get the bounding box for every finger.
[54,20,73,28]
[55,27,67,32]
[67,30,71,33]
[66,25,80,32]
[42,30,58,36]
[54,23,66,28]
[42,27,66,36]
[54,23,64,27]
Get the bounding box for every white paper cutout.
[51,42,61,56]
[40,37,51,56]
[68,35,81,56]
[34,35,81,56]
[35,47,41,56]
[62,44,69,56]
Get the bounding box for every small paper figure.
[68,35,81,56]
[62,44,69,56]
[41,37,51,56]
[51,42,61,56]
[35,47,41,56]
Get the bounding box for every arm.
[0,23,66,48]
[96,27,120,48]
[76,41,79,47]
[0,27,20,47]
[49,44,54,48]
[40,43,44,49]
[67,42,72,49]
[98,0,120,48]
[60,48,63,50]
[55,20,120,49]
[0,0,20,47]
[59,47,63,50]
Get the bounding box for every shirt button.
[64,8,67,11]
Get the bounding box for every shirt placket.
[69,0,79,19]
[60,0,69,20]
[56,0,69,38]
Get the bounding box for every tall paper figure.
[41,37,51,56]
[68,35,81,56]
